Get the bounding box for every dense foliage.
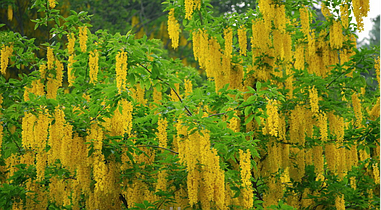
[0,0,379,209]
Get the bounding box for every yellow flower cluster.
[153,86,162,109]
[335,194,345,210]
[308,86,319,115]
[0,94,2,151]
[258,0,274,31]
[321,3,332,19]
[155,117,168,195]
[228,110,240,132]
[352,0,370,32]
[7,5,12,21]
[46,77,59,99]
[224,27,233,58]
[318,111,327,142]
[184,0,201,20]
[265,99,279,137]
[24,79,44,101]
[251,19,270,54]
[48,107,65,164]
[111,99,133,136]
[275,5,286,31]
[115,50,128,93]
[239,149,253,209]
[60,123,74,169]
[56,60,63,87]
[192,29,209,68]
[369,97,380,120]
[47,47,54,69]
[168,8,180,49]
[68,55,75,86]
[340,4,349,29]
[35,110,50,181]
[294,45,305,70]
[351,93,362,127]
[238,26,247,56]
[156,117,168,148]
[372,163,380,185]
[48,0,56,9]
[67,33,75,54]
[329,113,344,142]
[1,45,13,75]
[375,56,380,85]
[184,78,193,97]
[89,50,99,84]
[330,20,343,49]
[132,83,146,104]
[299,6,310,37]
[79,26,88,52]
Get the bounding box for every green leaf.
[244,114,254,125]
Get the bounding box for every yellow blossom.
[266,99,279,137]
[67,33,75,54]
[224,27,233,58]
[1,45,13,75]
[299,6,310,37]
[239,149,253,209]
[375,56,380,85]
[372,163,380,185]
[184,0,201,20]
[184,79,193,97]
[294,44,305,70]
[168,8,180,49]
[351,93,362,127]
[340,4,349,29]
[275,5,286,32]
[46,77,59,99]
[47,47,54,70]
[115,50,128,93]
[7,5,12,21]
[318,111,327,142]
[48,0,56,9]
[133,83,146,105]
[48,107,65,164]
[68,55,75,86]
[35,110,50,181]
[238,26,247,56]
[335,194,345,210]
[79,26,88,52]
[55,59,63,87]
[330,20,343,49]
[153,86,162,109]
[309,86,319,115]
[39,64,47,79]
[156,117,168,148]
[352,0,370,32]
[89,50,99,84]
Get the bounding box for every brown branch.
[135,145,178,155]
[119,194,128,209]
[136,62,193,116]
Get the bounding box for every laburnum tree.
[0,0,379,209]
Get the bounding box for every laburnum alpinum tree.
[0,0,379,209]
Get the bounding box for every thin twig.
[136,62,193,116]
[198,10,203,26]
[136,145,179,154]
[326,70,347,88]
[119,194,128,209]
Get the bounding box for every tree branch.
[135,145,178,155]
[136,62,193,116]
[119,194,128,209]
